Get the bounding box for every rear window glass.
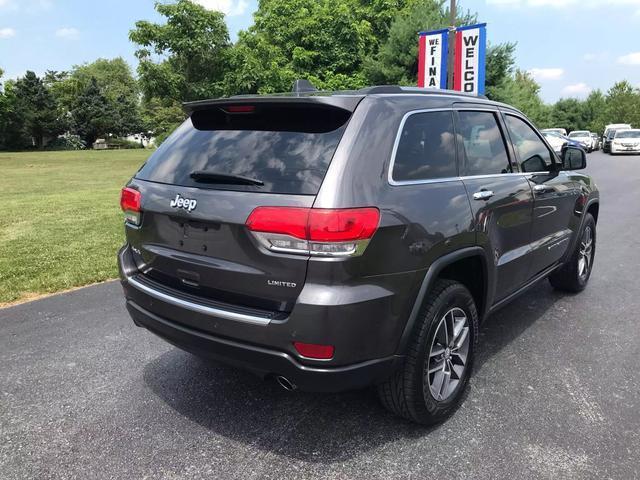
[136,104,350,195]
[392,111,457,182]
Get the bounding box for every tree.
[583,90,607,134]
[364,0,476,85]
[52,58,143,140]
[0,68,8,149]
[9,71,66,148]
[484,43,516,101]
[548,98,589,133]
[604,81,640,127]
[70,77,116,146]
[493,70,549,126]
[130,0,232,102]
[140,97,185,145]
[225,0,382,93]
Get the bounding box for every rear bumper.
[126,299,400,392]
[118,244,410,392]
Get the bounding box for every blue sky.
[1,0,639,103]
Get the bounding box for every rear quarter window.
[136,104,351,195]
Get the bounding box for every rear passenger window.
[504,115,553,173]
[457,111,511,176]
[392,111,457,182]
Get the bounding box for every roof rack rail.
[358,85,487,99]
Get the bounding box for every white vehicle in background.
[568,130,593,152]
[604,123,632,138]
[542,128,568,137]
[610,129,640,155]
[590,133,600,151]
[542,131,569,153]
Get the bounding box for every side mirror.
[560,146,586,170]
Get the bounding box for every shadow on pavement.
[143,279,566,463]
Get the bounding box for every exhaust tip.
[275,375,297,391]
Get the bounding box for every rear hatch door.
[126,97,360,315]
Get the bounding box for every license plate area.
[173,218,223,254]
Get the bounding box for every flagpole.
[446,0,456,90]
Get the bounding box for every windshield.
[615,130,640,139]
[569,131,589,138]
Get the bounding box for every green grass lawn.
[0,149,151,304]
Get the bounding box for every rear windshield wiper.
[190,170,264,186]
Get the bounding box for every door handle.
[533,184,550,194]
[473,190,494,201]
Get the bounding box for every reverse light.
[293,342,334,360]
[246,207,380,257]
[120,187,141,225]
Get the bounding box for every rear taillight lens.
[120,187,141,225]
[245,207,380,257]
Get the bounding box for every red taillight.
[245,207,380,257]
[293,342,334,360]
[308,208,379,242]
[120,187,141,225]
[245,207,309,239]
[120,187,141,212]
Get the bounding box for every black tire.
[549,213,596,293]
[377,279,479,425]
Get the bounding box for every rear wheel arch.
[587,201,599,224]
[438,255,487,319]
[395,247,490,355]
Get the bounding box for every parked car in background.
[603,129,620,153]
[118,84,599,425]
[610,129,640,154]
[542,128,568,137]
[568,131,593,152]
[604,123,632,139]
[542,131,567,153]
[590,133,600,151]
[542,131,583,154]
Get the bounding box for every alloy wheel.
[426,307,470,401]
[578,225,594,280]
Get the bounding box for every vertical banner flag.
[453,23,487,95]
[417,28,448,89]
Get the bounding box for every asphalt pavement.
[1,151,640,480]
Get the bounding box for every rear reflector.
[293,342,334,360]
[246,207,380,257]
[120,187,141,225]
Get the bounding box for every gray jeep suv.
[118,85,599,424]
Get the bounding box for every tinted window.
[392,111,457,182]
[504,115,553,173]
[457,111,510,176]
[136,106,349,195]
